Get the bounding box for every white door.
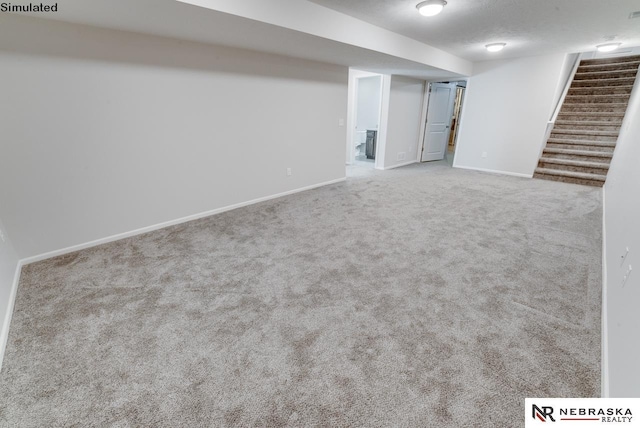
[421,83,456,162]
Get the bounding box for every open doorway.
[447,82,466,166]
[347,71,383,168]
[420,80,467,166]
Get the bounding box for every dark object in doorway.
[366,129,377,159]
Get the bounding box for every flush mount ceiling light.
[485,43,506,52]
[416,0,447,17]
[596,42,621,52]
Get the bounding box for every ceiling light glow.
[596,43,621,52]
[416,0,447,17]
[485,43,506,52]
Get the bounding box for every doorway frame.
[416,79,469,166]
[448,84,467,165]
[346,69,385,167]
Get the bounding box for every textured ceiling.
[308,0,640,61]
[7,0,639,78]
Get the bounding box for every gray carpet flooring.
[0,162,602,427]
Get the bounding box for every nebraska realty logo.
[525,398,640,426]
[1,2,58,12]
[533,404,556,422]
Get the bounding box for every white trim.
[601,186,609,398]
[0,260,22,371]
[373,75,385,164]
[375,75,391,170]
[417,82,430,162]
[375,160,418,171]
[21,178,346,265]
[453,165,533,178]
[451,79,471,169]
[450,83,467,165]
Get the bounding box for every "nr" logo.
[532,404,555,422]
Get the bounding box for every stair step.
[557,111,626,118]
[534,167,606,181]
[568,85,634,96]
[546,145,614,153]
[580,55,640,66]
[551,129,619,137]
[573,69,638,80]
[538,159,610,175]
[539,157,610,170]
[543,148,613,158]
[555,120,622,127]
[534,173,605,187]
[571,77,637,87]
[555,116,624,125]
[549,135,616,144]
[577,61,640,73]
[563,94,630,104]
[553,123,621,133]
[546,138,616,147]
[560,103,629,113]
[546,144,614,152]
[533,170,606,187]
[546,145,615,153]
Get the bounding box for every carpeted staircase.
[534,54,640,187]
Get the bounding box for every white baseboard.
[374,160,418,171]
[0,260,23,371]
[601,186,609,397]
[453,164,533,179]
[21,177,346,265]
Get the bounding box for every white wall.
[0,15,348,260]
[454,53,567,177]
[603,74,640,397]
[380,76,424,169]
[0,217,20,370]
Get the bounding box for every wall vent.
[629,11,640,19]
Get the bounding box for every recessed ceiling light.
[596,43,621,52]
[416,0,447,17]
[485,43,506,52]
